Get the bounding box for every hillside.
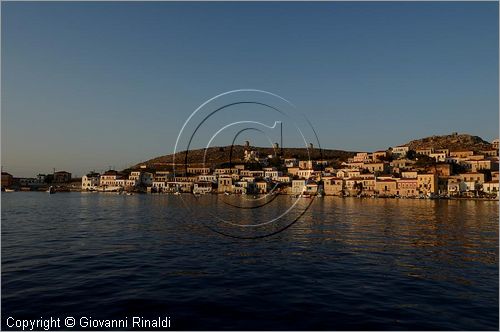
[134,145,356,170]
[130,133,495,171]
[402,133,493,152]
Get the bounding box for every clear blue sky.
[2,1,498,177]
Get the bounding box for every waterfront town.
[2,138,500,199]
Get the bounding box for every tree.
[378,155,394,162]
[406,150,417,160]
[329,160,342,169]
[354,181,363,194]
[44,174,54,184]
[268,156,282,168]
[415,154,436,168]
[478,169,492,182]
[451,162,467,175]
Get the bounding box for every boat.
[4,188,15,192]
[47,186,56,194]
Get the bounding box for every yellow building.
[375,179,398,196]
[417,173,438,195]
[401,171,418,179]
[492,138,499,150]
[255,181,270,194]
[416,148,433,156]
[492,171,499,182]
[459,172,485,185]
[362,162,386,173]
[299,160,315,170]
[345,177,364,195]
[217,176,233,193]
[353,152,370,162]
[450,150,474,158]
[1,172,13,188]
[372,151,387,161]
[435,148,450,156]
[287,167,300,176]
[323,177,343,196]
[480,150,498,157]
[396,178,418,197]
[187,167,211,175]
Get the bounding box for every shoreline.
[3,190,498,201]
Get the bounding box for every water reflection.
[2,193,498,330]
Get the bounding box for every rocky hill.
[403,133,493,152]
[130,133,495,171]
[134,145,356,170]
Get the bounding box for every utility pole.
[280,121,283,157]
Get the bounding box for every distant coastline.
[2,133,499,201]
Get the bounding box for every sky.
[2,1,498,177]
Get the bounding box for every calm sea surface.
[2,192,498,330]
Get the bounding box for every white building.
[197,175,217,183]
[429,152,447,162]
[291,179,306,195]
[154,171,172,182]
[100,171,120,187]
[116,179,137,188]
[264,170,282,180]
[483,181,499,197]
[284,158,298,167]
[129,171,142,181]
[193,182,213,194]
[82,172,100,190]
[152,181,167,191]
[276,176,291,183]
[391,146,409,158]
[297,169,314,179]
